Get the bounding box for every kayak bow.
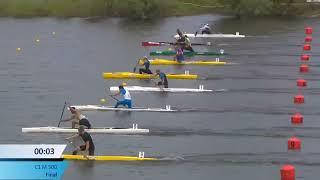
[102,72,198,80]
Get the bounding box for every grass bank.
[0,0,318,20]
[0,0,221,19]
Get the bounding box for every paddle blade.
[142,42,160,46]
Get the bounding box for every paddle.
[57,101,67,127]
[133,59,141,72]
[66,139,91,159]
[109,95,119,102]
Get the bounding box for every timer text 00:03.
[34,148,54,155]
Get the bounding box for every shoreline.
[0,0,319,20]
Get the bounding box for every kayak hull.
[109,86,217,93]
[150,51,225,56]
[174,33,245,38]
[70,105,177,112]
[149,59,226,65]
[62,154,158,161]
[102,72,197,80]
[22,126,149,134]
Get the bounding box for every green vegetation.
[0,0,318,19]
[219,0,320,18]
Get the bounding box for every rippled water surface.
[0,15,319,179]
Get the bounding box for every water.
[0,15,319,179]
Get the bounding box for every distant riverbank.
[0,0,319,20]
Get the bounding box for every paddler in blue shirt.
[113,85,132,108]
[174,45,184,63]
[155,69,168,88]
[139,56,153,74]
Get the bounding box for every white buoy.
[138,152,145,158]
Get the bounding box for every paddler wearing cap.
[113,85,132,108]
[200,24,212,34]
[139,56,153,74]
[60,107,92,129]
[66,125,95,157]
[155,69,168,88]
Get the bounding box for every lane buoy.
[16,47,22,52]
[303,44,311,51]
[294,95,305,104]
[280,164,295,180]
[299,64,309,73]
[305,27,313,35]
[291,113,303,124]
[288,137,301,150]
[300,54,310,61]
[296,79,307,87]
[305,36,312,43]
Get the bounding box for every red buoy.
[300,54,310,61]
[288,137,301,150]
[305,27,313,35]
[305,36,312,43]
[303,44,311,51]
[291,113,303,124]
[296,79,307,87]
[299,64,309,73]
[294,95,305,104]
[280,165,295,180]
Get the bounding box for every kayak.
[22,124,149,134]
[62,152,158,161]
[109,85,227,93]
[150,50,226,56]
[70,105,177,112]
[149,59,226,66]
[174,32,245,39]
[142,41,211,47]
[102,72,198,80]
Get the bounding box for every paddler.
[155,69,168,88]
[176,29,185,43]
[183,35,194,52]
[66,125,95,156]
[139,56,153,74]
[61,107,92,129]
[174,45,184,63]
[113,85,132,108]
[200,24,212,34]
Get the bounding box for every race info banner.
[0,144,68,179]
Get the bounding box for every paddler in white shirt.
[200,24,212,34]
[60,107,92,129]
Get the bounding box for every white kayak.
[22,124,149,134]
[70,105,177,112]
[109,85,226,93]
[174,32,245,39]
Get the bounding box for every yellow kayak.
[102,72,198,80]
[62,154,158,161]
[149,59,226,66]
